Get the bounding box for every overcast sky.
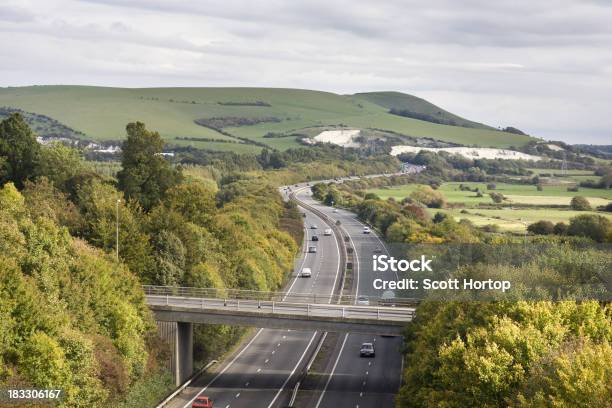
[1,0,611,144]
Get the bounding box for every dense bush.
[527,220,555,235]
[567,214,611,243]
[409,185,446,208]
[0,116,305,405]
[0,183,156,407]
[489,191,505,203]
[570,196,592,211]
[398,299,611,408]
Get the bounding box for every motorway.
[293,186,403,408]
[166,184,343,408]
[165,178,403,408]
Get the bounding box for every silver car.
[357,296,370,305]
[360,342,375,357]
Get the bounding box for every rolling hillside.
[352,91,494,130]
[0,86,535,152]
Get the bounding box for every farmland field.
[431,208,612,232]
[0,86,535,152]
[369,181,612,231]
[369,182,612,203]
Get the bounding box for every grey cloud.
[0,4,36,22]
[0,0,611,143]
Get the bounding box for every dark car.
[312,235,319,241]
[192,396,213,408]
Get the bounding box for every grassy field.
[369,181,612,231]
[0,86,535,152]
[432,208,612,232]
[353,91,494,130]
[370,182,612,204]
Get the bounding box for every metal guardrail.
[146,294,415,322]
[143,285,420,307]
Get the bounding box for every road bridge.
[145,286,415,386]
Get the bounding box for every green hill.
[352,91,494,130]
[0,86,535,151]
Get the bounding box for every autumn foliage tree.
[0,113,41,188]
[117,122,183,211]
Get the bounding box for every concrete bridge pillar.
[175,322,194,386]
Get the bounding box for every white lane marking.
[314,333,349,408]
[188,187,342,408]
[183,328,264,408]
[282,223,310,300]
[314,199,363,408]
[266,332,318,408]
[257,368,261,373]
[235,392,240,398]
[245,382,249,387]
[351,217,396,279]
[265,359,269,363]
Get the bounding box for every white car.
[357,296,370,305]
[310,225,318,229]
[308,246,317,253]
[333,208,338,213]
[301,267,312,278]
[363,227,371,234]
[324,228,332,236]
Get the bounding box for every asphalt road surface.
[166,177,404,408]
[293,187,403,408]
[166,186,342,408]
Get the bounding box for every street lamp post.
[116,199,121,260]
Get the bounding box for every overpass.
[144,285,416,385]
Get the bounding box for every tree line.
[0,113,302,407]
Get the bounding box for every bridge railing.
[147,295,415,322]
[142,285,420,307]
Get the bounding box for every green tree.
[528,220,555,235]
[117,122,182,210]
[77,179,154,277]
[570,196,592,211]
[38,143,85,191]
[151,229,186,286]
[514,339,612,408]
[567,214,611,242]
[490,191,505,204]
[0,113,40,188]
[410,185,446,208]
